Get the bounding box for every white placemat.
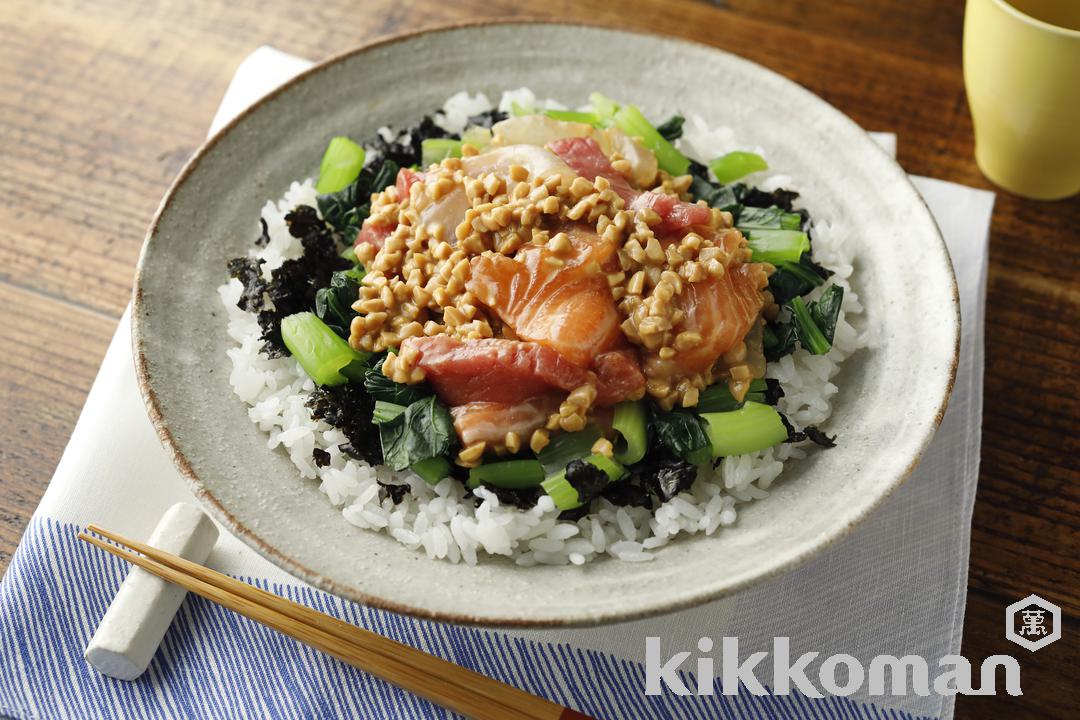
[0,47,992,720]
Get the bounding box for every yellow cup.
[964,0,1080,200]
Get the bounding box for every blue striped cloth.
[0,517,931,720]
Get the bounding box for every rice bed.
[218,89,865,566]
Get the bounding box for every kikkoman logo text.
[645,637,1022,698]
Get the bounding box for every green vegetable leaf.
[316,137,366,194]
[317,159,400,244]
[764,320,797,362]
[736,205,802,231]
[709,151,768,184]
[363,357,431,405]
[379,395,456,472]
[809,284,844,346]
[768,259,826,305]
[689,175,746,212]
[314,268,364,337]
[652,409,712,466]
[543,109,603,126]
[421,138,463,167]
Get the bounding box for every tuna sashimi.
[451,396,561,448]
[546,137,636,203]
[356,219,393,249]
[673,262,769,374]
[401,336,592,406]
[548,137,712,237]
[628,192,713,236]
[594,349,646,405]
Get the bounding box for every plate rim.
[132,19,961,627]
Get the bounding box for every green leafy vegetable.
[809,284,844,346]
[768,259,826,305]
[689,176,746,212]
[420,138,463,167]
[709,151,768,184]
[655,115,685,142]
[363,357,431,405]
[379,395,456,472]
[541,454,625,510]
[611,401,648,465]
[314,267,364,338]
[789,296,831,355]
[764,320,797,362]
[745,229,811,265]
[280,312,372,386]
[410,456,451,485]
[467,460,546,489]
[536,425,602,476]
[736,205,802,231]
[544,109,603,125]
[511,101,533,116]
[613,104,690,175]
[372,400,406,425]
[652,409,712,466]
[316,137,366,194]
[697,379,776,413]
[317,159,400,244]
[701,402,789,457]
[588,92,620,125]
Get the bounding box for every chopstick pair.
[79,525,596,720]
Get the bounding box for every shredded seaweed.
[256,217,271,247]
[312,448,331,468]
[464,109,509,129]
[306,384,382,465]
[226,257,267,312]
[564,459,610,505]
[378,481,410,504]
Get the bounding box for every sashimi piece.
[549,137,712,237]
[547,137,636,203]
[451,396,561,448]
[594,349,646,405]
[467,247,624,368]
[492,115,594,149]
[401,336,592,406]
[493,116,657,187]
[461,144,577,185]
[396,167,423,199]
[355,218,393,249]
[673,262,769,374]
[628,192,713,236]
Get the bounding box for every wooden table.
[1,1,1076,716]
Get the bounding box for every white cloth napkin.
[0,47,992,720]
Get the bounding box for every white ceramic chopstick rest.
[84,502,219,680]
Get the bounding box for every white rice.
[218,90,866,566]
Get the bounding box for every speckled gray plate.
[133,22,959,627]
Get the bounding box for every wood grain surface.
[1,1,1076,717]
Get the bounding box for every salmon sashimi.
[451,396,562,448]
[467,245,624,369]
[401,336,592,406]
[672,262,769,375]
[548,137,713,236]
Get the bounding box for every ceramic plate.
[133,22,959,626]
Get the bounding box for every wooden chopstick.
[80,526,596,720]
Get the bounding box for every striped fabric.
[0,517,929,720]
